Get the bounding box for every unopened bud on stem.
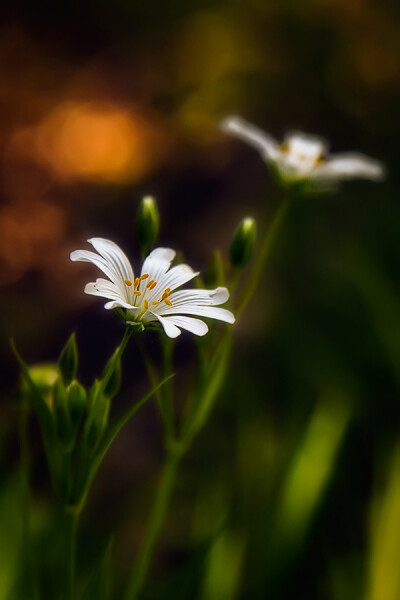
[136,196,160,252]
[230,217,257,267]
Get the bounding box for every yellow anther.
[144,299,149,310]
[140,273,149,280]
[125,279,133,287]
[165,287,171,293]
[161,290,170,300]
[147,280,157,290]
[152,300,160,306]
[134,290,142,296]
[164,298,172,306]
[134,277,140,288]
[280,142,289,153]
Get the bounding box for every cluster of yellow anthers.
[124,274,173,310]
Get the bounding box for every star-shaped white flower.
[221,116,385,190]
[70,238,235,338]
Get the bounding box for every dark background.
[0,0,399,598]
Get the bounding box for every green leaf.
[58,333,78,386]
[74,374,174,505]
[101,353,121,399]
[11,340,54,443]
[80,539,114,600]
[183,332,232,442]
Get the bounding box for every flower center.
[125,275,173,319]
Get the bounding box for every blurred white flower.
[71,238,235,338]
[221,116,385,190]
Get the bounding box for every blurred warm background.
[1,0,399,598]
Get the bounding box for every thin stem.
[236,199,290,318]
[125,448,181,600]
[64,505,80,600]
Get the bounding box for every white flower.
[70,238,235,338]
[221,116,385,190]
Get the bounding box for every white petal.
[157,304,235,324]
[313,153,385,181]
[169,287,229,307]
[104,300,134,310]
[162,316,208,336]
[70,249,118,284]
[88,238,134,284]
[152,264,199,296]
[285,132,328,160]
[220,116,279,160]
[150,312,182,338]
[141,248,176,283]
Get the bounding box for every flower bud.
[230,217,257,267]
[136,195,160,251]
[58,333,78,386]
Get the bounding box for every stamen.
[152,300,160,306]
[161,290,170,300]
[125,279,133,286]
[140,273,149,280]
[134,290,142,296]
[280,142,289,153]
[144,299,149,310]
[164,298,172,306]
[147,280,157,290]
[134,277,140,288]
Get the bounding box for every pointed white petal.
[157,304,235,324]
[169,287,229,307]
[150,312,182,338]
[313,153,385,181]
[285,132,328,160]
[88,238,134,283]
[70,249,117,284]
[153,264,199,296]
[162,316,208,336]
[141,248,176,282]
[220,116,279,160]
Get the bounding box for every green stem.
[125,448,181,600]
[64,505,80,600]
[236,199,290,318]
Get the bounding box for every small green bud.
[67,380,87,428]
[136,195,160,251]
[58,334,78,386]
[230,217,257,267]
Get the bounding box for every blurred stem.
[19,399,39,599]
[236,198,290,318]
[64,504,80,600]
[126,447,182,600]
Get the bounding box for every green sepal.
[58,333,78,386]
[230,217,257,268]
[125,321,145,333]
